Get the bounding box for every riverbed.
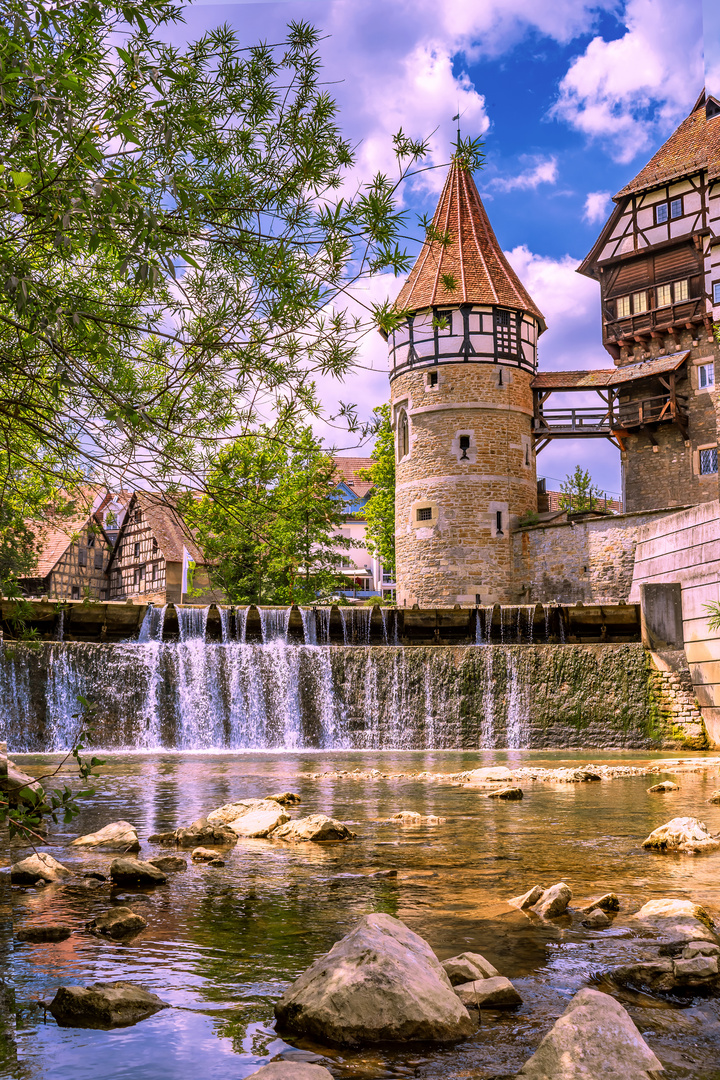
[5,749,720,1080]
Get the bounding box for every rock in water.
[149,822,238,847]
[582,908,611,929]
[244,1064,332,1079]
[267,792,302,806]
[10,853,72,885]
[207,799,284,826]
[454,977,522,1008]
[109,859,167,887]
[16,924,72,943]
[86,907,147,939]
[632,898,716,943]
[464,766,515,785]
[47,981,169,1028]
[508,885,544,910]
[486,787,523,800]
[148,855,187,872]
[516,988,663,1079]
[708,790,720,804]
[1,757,43,806]
[274,913,474,1045]
[191,847,220,861]
[442,952,499,985]
[642,817,719,854]
[580,893,620,913]
[70,821,140,852]
[392,811,446,824]
[273,815,356,843]
[532,882,572,918]
[227,806,290,838]
[647,781,679,793]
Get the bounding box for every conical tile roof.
[395,160,546,332]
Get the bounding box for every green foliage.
[0,0,429,499]
[1,696,104,842]
[358,404,395,577]
[518,509,539,528]
[706,602,720,632]
[559,466,604,513]
[183,422,351,604]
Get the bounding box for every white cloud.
[583,190,611,224]
[493,156,558,192]
[552,0,702,163]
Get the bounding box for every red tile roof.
[333,457,374,498]
[395,160,545,330]
[616,99,720,196]
[25,515,105,578]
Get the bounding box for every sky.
[176,0,709,499]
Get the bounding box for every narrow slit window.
[655,203,668,223]
[78,548,87,567]
[133,541,140,559]
[670,197,683,218]
[397,409,409,461]
[428,371,438,387]
[417,507,432,522]
[459,435,470,460]
[496,511,504,535]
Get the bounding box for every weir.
[0,600,670,752]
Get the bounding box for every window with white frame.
[616,295,631,318]
[699,447,718,475]
[674,279,689,302]
[699,363,715,389]
[656,283,672,307]
[397,409,409,461]
[632,290,648,314]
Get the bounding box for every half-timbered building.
[19,515,113,600]
[568,91,720,512]
[106,491,220,605]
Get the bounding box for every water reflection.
[7,750,720,1079]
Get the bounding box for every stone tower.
[388,159,546,607]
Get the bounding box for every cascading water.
[340,606,372,645]
[300,608,317,645]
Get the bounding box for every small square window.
[428,371,438,387]
[459,435,470,449]
[674,279,688,302]
[616,295,631,318]
[496,309,510,326]
[655,202,668,223]
[632,290,647,314]
[71,586,80,600]
[713,282,720,305]
[699,447,718,475]
[699,363,715,389]
[417,507,432,522]
[656,283,672,307]
[670,197,683,218]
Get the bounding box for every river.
[5,749,720,1080]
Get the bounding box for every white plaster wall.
[629,500,720,744]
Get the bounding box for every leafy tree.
[358,404,395,576]
[183,422,351,604]
[559,466,604,513]
[0,0,443,500]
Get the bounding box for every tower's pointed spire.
[396,160,546,332]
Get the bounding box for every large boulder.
[47,981,169,1028]
[227,805,290,839]
[641,816,719,854]
[10,852,71,885]
[609,952,720,994]
[632,898,716,944]
[508,885,544,910]
[149,822,238,848]
[273,815,356,843]
[454,976,521,1008]
[86,907,147,939]
[442,952,499,985]
[516,988,663,1079]
[1,755,43,806]
[244,1065,332,1080]
[532,882,572,919]
[274,913,474,1045]
[206,799,280,826]
[70,821,140,853]
[109,858,167,888]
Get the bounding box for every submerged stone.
[244,1065,333,1080]
[274,913,474,1045]
[87,907,147,939]
[267,792,302,805]
[148,855,187,872]
[582,908,611,929]
[454,976,521,1009]
[109,858,167,887]
[47,981,169,1028]
[580,892,620,913]
[442,952,499,985]
[392,810,446,824]
[16,923,72,943]
[486,787,523,800]
[647,781,679,793]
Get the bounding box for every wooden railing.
[535,394,682,436]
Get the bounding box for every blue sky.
[178,0,706,498]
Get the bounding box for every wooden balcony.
[534,394,687,441]
[603,296,704,345]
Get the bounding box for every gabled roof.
[394,160,546,331]
[333,456,374,498]
[107,491,205,571]
[24,514,110,578]
[531,351,689,390]
[615,94,720,197]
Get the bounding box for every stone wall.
[512,507,679,604]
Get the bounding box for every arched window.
[397,409,409,461]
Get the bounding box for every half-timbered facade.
[576,91,720,512]
[106,492,219,605]
[20,516,113,600]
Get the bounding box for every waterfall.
[505,650,527,749]
[317,608,332,644]
[525,605,535,645]
[175,607,224,749]
[138,604,166,643]
[543,604,551,642]
[56,607,64,642]
[379,608,399,645]
[480,648,495,747]
[339,607,372,645]
[260,607,291,643]
[135,605,167,748]
[300,608,317,645]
